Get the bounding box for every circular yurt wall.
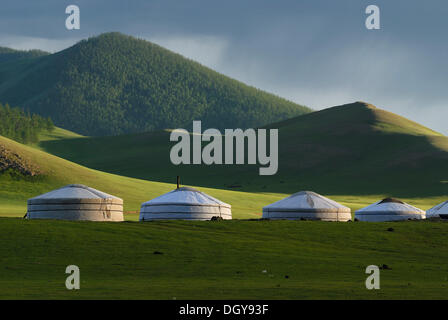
[262,191,351,222]
[355,198,425,222]
[27,184,124,221]
[426,200,448,219]
[140,187,231,221]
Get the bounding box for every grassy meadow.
[1,218,447,299]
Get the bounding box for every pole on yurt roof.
[177,176,180,189]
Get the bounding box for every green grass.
[1,218,447,299]
[37,127,84,142]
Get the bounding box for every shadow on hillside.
[39,128,448,200]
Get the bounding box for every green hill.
[0,33,311,136]
[5,101,446,218]
[0,133,289,219]
[38,102,448,210]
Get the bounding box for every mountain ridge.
[0,47,49,63]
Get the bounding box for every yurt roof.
[28,184,122,204]
[427,200,448,216]
[142,187,230,208]
[356,198,424,214]
[263,191,350,213]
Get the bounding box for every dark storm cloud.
[0,0,447,132]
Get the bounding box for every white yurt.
[140,187,232,221]
[26,184,124,221]
[355,198,425,222]
[262,191,351,221]
[426,200,448,219]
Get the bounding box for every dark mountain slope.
[39,102,448,198]
[0,33,311,136]
[0,47,49,63]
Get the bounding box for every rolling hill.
[4,101,446,217]
[0,133,285,219]
[38,102,448,210]
[0,32,311,136]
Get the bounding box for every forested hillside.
[0,47,48,63]
[0,102,54,144]
[0,33,311,136]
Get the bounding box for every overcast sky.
[1,0,447,133]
